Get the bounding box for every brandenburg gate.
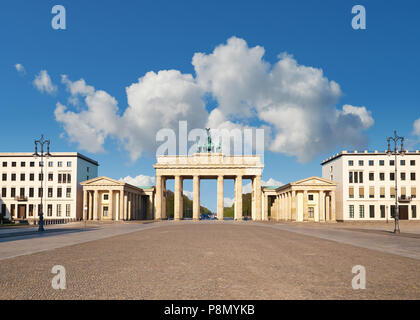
[153,135,264,221]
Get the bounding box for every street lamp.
[386,130,405,234]
[33,134,51,232]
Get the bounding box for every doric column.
[109,190,114,220]
[128,193,132,220]
[331,191,336,222]
[263,193,268,221]
[288,192,292,221]
[193,175,200,220]
[291,190,297,221]
[93,190,99,220]
[255,175,262,221]
[319,191,325,222]
[174,175,183,220]
[303,190,308,221]
[124,192,128,220]
[155,176,162,220]
[83,190,88,220]
[217,175,224,221]
[115,191,120,221]
[326,195,330,221]
[276,195,280,221]
[88,191,93,220]
[162,178,167,220]
[148,194,154,220]
[235,175,243,220]
[251,177,256,221]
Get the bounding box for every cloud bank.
[54,37,374,163]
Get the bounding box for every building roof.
[0,152,99,166]
[321,150,420,165]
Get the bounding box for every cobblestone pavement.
[0,222,419,300]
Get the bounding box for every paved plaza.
[0,221,419,299]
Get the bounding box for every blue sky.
[1,0,420,211]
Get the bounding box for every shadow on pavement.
[0,227,98,243]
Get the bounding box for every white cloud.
[54,37,374,163]
[413,118,420,137]
[183,190,194,199]
[242,178,283,194]
[224,197,234,207]
[33,70,57,94]
[15,63,25,74]
[120,174,155,187]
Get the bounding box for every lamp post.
[386,130,405,234]
[33,135,51,232]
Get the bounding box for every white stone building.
[0,152,98,223]
[322,150,420,221]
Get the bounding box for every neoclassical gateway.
[80,158,337,223]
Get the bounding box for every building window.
[369,160,374,166]
[67,174,71,184]
[29,173,34,181]
[48,161,54,167]
[29,204,34,217]
[103,194,109,201]
[390,187,395,198]
[410,160,416,166]
[401,172,406,181]
[354,172,358,183]
[11,188,16,197]
[369,186,375,199]
[380,173,385,181]
[2,162,7,167]
[400,160,406,166]
[66,188,71,198]
[1,188,6,197]
[359,187,365,199]
[57,204,62,217]
[20,173,25,181]
[48,173,53,182]
[39,161,44,167]
[48,188,53,198]
[380,187,385,199]
[58,174,62,183]
[412,206,417,219]
[57,188,62,198]
[369,172,374,181]
[58,161,63,167]
[39,173,44,181]
[11,173,16,181]
[87,167,90,172]
[12,162,16,167]
[308,194,314,201]
[349,187,354,199]
[38,188,43,198]
[411,172,416,181]
[390,160,395,166]
[2,173,6,181]
[29,188,34,198]
[380,205,386,218]
[379,160,384,166]
[47,204,52,217]
[30,161,35,167]
[67,161,72,167]
[369,205,375,218]
[103,206,109,217]
[21,161,26,167]
[349,205,354,218]
[19,188,25,197]
[358,160,364,166]
[359,172,363,183]
[411,187,416,199]
[359,205,365,218]
[390,172,395,181]
[348,160,354,166]
[349,172,353,183]
[66,204,71,217]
